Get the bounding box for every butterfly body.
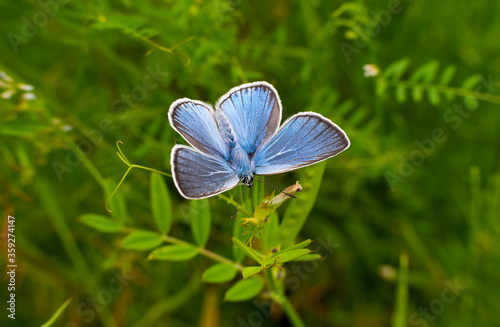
[169,82,350,199]
[230,141,254,187]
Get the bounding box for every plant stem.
[266,270,306,327]
[162,235,244,271]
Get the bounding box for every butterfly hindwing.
[169,99,229,159]
[253,112,350,175]
[216,82,282,154]
[171,145,240,199]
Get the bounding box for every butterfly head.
[241,175,254,188]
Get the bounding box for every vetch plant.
[80,139,336,326]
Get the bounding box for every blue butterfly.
[168,81,350,199]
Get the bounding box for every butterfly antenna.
[231,185,246,219]
[253,177,296,198]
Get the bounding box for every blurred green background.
[1,0,499,326]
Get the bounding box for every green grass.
[1,0,499,326]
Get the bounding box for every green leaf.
[263,211,279,249]
[409,60,439,83]
[264,249,311,266]
[289,254,322,262]
[242,266,263,279]
[411,86,423,103]
[122,230,163,250]
[464,96,479,110]
[375,78,388,98]
[439,65,456,86]
[150,173,172,235]
[79,214,123,233]
[461,74,480,90]
[231,237,263,264]
[40,297,73,327]
[282,239,313,252]
[202,263,238,283]
[190,199,211,247]
[148,244,199,261]
[383,58,410,81]
[427,88,441,106]
[395,85,406,103]
[224,278,264,302]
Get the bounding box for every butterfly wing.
[215,82,281,154]
[169,99,229,159]
[171,145,239,199]
[253,112,350,175]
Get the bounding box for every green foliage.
[79,214,124,233]
[150,173,172,234]
[376,58,495,108]
[121,230,163,250]
[202,263,238,284]
[224,278,265,302]
[189,199,211,247]
[148,244,199,261]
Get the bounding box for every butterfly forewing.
[253,112,350,175]
[216,82,282,154]
[169,99,229,159]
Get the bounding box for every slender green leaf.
[461,74,480,89]
[439,64,456,85]
[264,249,310,266]
[289,254,323,262]
[202,263,238,283]
[464,96,479,110]
[409,60,439,83]
[150,173,172,235]
[376,78,388,97]
[263,211,279,249]
[122,230,163,250]
[41,297,73,327]
[242,266,263,279]
[148,244,199,261]
[411,86,423,103]
[282,239,313,252]
[224,278,264,302]
[427,88,441,106]
[395,85,406,103]
[231,237,263,264]
[190,199,211,247]
[383,58,411,81]
[79,214,123,233]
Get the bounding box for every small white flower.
[363,64,380,77]
[62,125,73,131]
[22,92,36,100]
[18,84,35,91]
[1,89,15,99]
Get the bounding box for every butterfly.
[168,81,350,200]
